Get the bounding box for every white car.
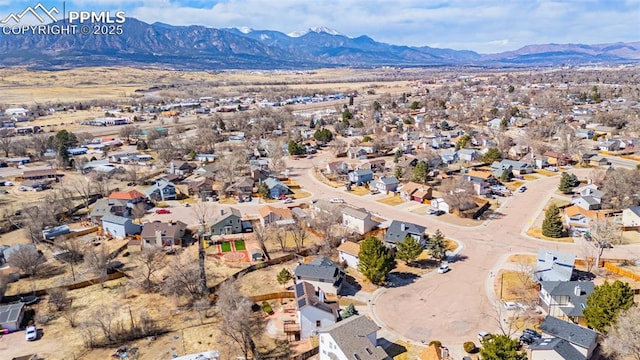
[330,198,345,203]
[283,198,294,204]
[25,325,37,341]
[437,264,450,274]
[503,301,519,310]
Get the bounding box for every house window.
[316,320,321,327]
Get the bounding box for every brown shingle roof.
[337,241,360,256]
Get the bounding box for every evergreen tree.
[395,235,423,265]
[481,148,503,163]
[257,182,269,198]
[480,335,526,360]
[358,236,395,285]
[500,169,513,182]
[394,167,404,180]
[457,134,471,149]
[276,268,292,289]
[287,140,305,156]
[558,172,580,194]
[583,280,635,333]
[393,149,403,163]
[427,229,446,261]
[313,128,333,144]
[541,204,564,238]
[53,129,78,167]
[412,160,429,184]
[341,303,358,319]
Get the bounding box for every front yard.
[377,195,405,206]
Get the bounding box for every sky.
[1,0,639,53]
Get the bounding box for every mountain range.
[0,18,638,70]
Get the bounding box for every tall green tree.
[341,303,358,319]
[395,236,423,265]
[287,140,305,156]
[358,236,395,285]
[257,182,269,198]
[541,203,564,238]
[480,335,526,360]
[500,169,513,182]
[558,172,580,193]
[427,229,446,261]
[457,134,471,149]
[313,128,333,144]
[412,160,429,184]
[583,280,635,333]
[481,148,502,163]
[409,101,421,110]
[53,129,78,167]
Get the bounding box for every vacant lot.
[377,195,404,206]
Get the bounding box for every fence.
[289,346,319,360]
[250,292,295,302]
[603,262,640,282]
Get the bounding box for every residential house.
[399,182,433,202]
[90,198,128,224]
[397,155,418,169]
[226,177,255,197]
[193,163,216,179]
[141,220,188,247]
[563,206,599,230]
[528,316,598,360]
[326,161,349,175]
[492,159,533,176]
[588,156,610,167]
[575,128,595,140]
[101,214,140,239]
[337,241,360,269]
[145,179,177,201]
[318,315,390,360]
[594,125,618,138]
[21,169,62,181]
[621,206,640,227]
[487,118,503,130]
[508,145,530,159]
[262,177,292,199]
[571,194,601,211]
[544,151,572,166]
[373,177,399,193]
[167,160,196,177]
[258,205,294,227]
[0,303,26,332]
[293,257,345,295]
[194,153,216,162]
[464,170,497,195]
[108,189,147,205]
[295,281,339,339]
[457,148,479,162]
[342,207,378,235]
[348,169,374,186]
[597,139,620,152]
[383,220,426,247]
[360,159,385,172]
[187,178,214,198]
[440,150,458,164]
[534,249,576,282]
[312,199,343,215]
[538,281,594,324]
[430,198,450,213]
[209,208,243,236]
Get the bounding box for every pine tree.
[542,204,564,238]
[427,229,447,261]
[412,160,429,184]
[341,303,358,319]
[358,236,395,285]
[480,335,527,360]
[395,236,423,265]
[558,172,579,193]
[500,169,513,182]
[583,280,635,333]
[276,268,292,289]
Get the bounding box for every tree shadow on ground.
[378,338,407,357]
[339,274,362,296]
[572,268,596,281]
[447,254,468,263]
[386,272,419,288]
[410,258,439,269]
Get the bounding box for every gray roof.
[263,177,288,190]
[101,214,131,225]
[90,198,126,218]
[294,281,339,316]
[457,148,477,155]
[342,207,371,220]
[294,257,342,282]
[628,206,640,217]
[145,179,175,195]
[384,220,425,244]
[0,302,25,324]
[529,337,586,360]
[377,177,399,185]
[319,315,388,360]
[539,315,597,350]
[581,196,600,206]
[540,281,594,317]
[354,169,373,176]
[535,249,576,282]
[211,207,242,225]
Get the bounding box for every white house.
[342,207,377,235]
[621,206,640,227]
[337,241,360,269]
[529,316,598,360]
[101,214,140,239]
[318,315,390,360]
[0,303,26,331]
[295,281,339,339]
[430,198,450,213]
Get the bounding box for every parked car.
[519,334,536,345]
[25,325,37,341]
[370,188,380,195]
[155,209,171,214]
[283,198,294,204]
[0,189,8,194]
[437,264,450,274]
[523,329,541,338]
[518,186,527,193]
[183,203,191,207]
[330,198,345,203]
[503,301,519,310]
[477,331,492,342]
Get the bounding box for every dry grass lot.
[534,169,561,177]
[495,270,539,302]
[507,254,537,266]
[349,186,371,196]
[526,227,574,243]
[377,195,405,206]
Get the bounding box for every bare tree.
[274,226,287,252]
[193,296,212,324]
[48,287,69,312]
[162,253,204,300]
[56,236,85,281]
[135,246,166,292]
[252,223,271,261]
[31,133,50,156]
[484,301,521,338]
[602,305,640,360]
[589,218,622,267]
[441,177,476,212]
[191,199,212,293]
[7,245,45,277]
[0,129,14,157]
[21,203,57,243]
[600,168,640,209]
[311,207,342,249]
[84,245,110,287]
[69,177,95,209]
[216,279,265,360]
[61,299,80,328]
[289,221,308,253]
[131,202,147,224]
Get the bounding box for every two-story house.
[293,257,345,295]
[538,281,594,324]
[262,177,293,199]
[295,281,339,339]
[141,220,188,248]
[348,169,374,186]
[258,205,294,227]
[534,249,576,282]
[528,316,598,360]
[342,207,378,235]
[337,241,361,269]
[209,208,243,236]
[318,315,390,360]
[145,179,177,201]
[101,214,140,239]
[373,177,399,193]
[399,182,433,202]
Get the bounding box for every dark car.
[519,334,536,345]
[523,329,541,338]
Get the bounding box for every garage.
[0,302,26,332]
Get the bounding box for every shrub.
[463,341,476,353]
[262,301,274,315]
[429,340,442,348]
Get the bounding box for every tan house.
[258,205,294,227]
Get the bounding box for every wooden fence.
[250,292,295,303]
[604,262,640,282]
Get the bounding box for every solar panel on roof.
[298,298,306,308]
[295,282,304,296]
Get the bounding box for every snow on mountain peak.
[288,26,343,37]
[237,26,253,34]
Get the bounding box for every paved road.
[279,153,640,349]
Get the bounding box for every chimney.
[574,285,581,296]
[220,209,225,216]
[544,252,554,264]
[401,223,406,231]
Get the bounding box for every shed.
[0,302,25,332]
